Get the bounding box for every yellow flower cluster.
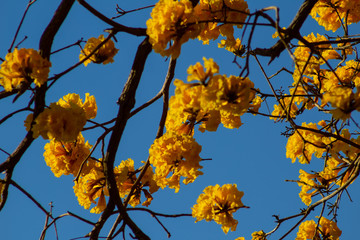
[270,95,299,121]
[146,0,199,58]
[288,124,360,204]
[74,159,159,213]
[166,58,259,133]
[195,0,249,45]
[80,35,119,66]
[146,0,249,57]
[25,93,97,142]
[269,34,341,121]
[251,230,267,240]
[235,231,267,240]
[115,159,159,207]
[0,48,51,91]
[73,161,108,214]
[296,217,341,240]
[293,33,340,81]
[149,131,203,192]
[310,0,360,32]
[192,184,245,234]
[43,133,94,177]
[286,122,326,164]
[319,60,360,120]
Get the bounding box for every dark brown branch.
[77,0,147,36]
[8,0,37,52]
[252,0,318,62]
[0,0,75,212]
[88,38,152,240]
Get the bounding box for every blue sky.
[1,1,359,240]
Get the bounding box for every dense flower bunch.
[73,161,109,213]
[296,217,341,240]
[115,159,159,207]
[25,93,97,142]
[292,33,340,82]
[270,95,299,121]
[0,48,51,91]
[146,0,199,58]
[310,0,360,31]
[195,0,249,45]
[149,131,203,192]
[166,58,260,133]
[146,0,249,57]
[80,34,119,66]
[74,159,159,213]
[270,32,360,121]
[235,230,267,240]
[286,121,326,164]
[192,184,245,234]
[43,133,94,177]
[218,38,245,57]
[286,122,360,205]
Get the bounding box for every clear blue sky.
[1,1,359,240]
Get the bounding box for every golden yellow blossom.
[270,95,298,121]
[195,0,249,45]
[115,159,159,207]
[298,169,318,205]
[323,87,358,120]
[25,93,97,142]
[251,230,267,240]
[286,122,326,164]
[192,184,245,234]
[187,57,219,83]
[73,162,108,214]
[80,34,118,66]
[0,48,51,91]
[43,133,94,177]
[149,131,203,192]
[296,217,341,240]
[57,93,97,119]
[293,33,340,81]
[29,103,87,142]
[167,58,257,132]
[146,0,199,58]
[218,38,245,57]
[310,0,360,31]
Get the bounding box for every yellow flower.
[0,48,51,91]
[146,0,200,58]
[270,95,298,121]
[57,93,97,119]
[323,87,355,120]
[43,133,94,177]
[192,184,245,234]
[29,103,87,142]
[73,162,108,214]
[187,57,219,83]
[251,230,267,240]
[286,122,326,164]
[218,38,245,57]
[115,159,159,207]
[25,93,97,142]
[80,34,118,66]
[310,0,360,32]
[149,131,203,192]
[296,217,341,240]
[293,33,340,81]
[195,0,249,45]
